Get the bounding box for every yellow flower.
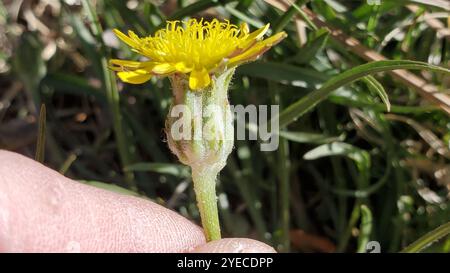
[109,18,287,90]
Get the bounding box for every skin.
[0,150,275,253]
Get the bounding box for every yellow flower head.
[109,18,287,90]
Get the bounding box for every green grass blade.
[59,153,77,175]
[362,75,391,112]
[81,180,143,197]
[225,5,264,28]
[81,0,137,189]
[43,73,106,102]
[401,221,450,253]
[35,104,46,163]
[273,0,309,33]
[357,205,373,253]
[329,94,438,114]
[168,0,236,20]
[278,60,450,127]
[279,131,342,144]
[291,28,330,64]
[288,0,318,30]
[303,142,370,171]
[237,61,328,85]
[124,162,190,178]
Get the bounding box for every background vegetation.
[1,0,449,252]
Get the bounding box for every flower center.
[140,19,245,71]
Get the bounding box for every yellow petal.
[189,68,211,90]
[109,59,155,72]
[236,24,270,54]
[238,22,250,38]
[247,23,270,40]
[110,59,142,67]
[127,30,141,42]
[228,31,287,67]
[113,29,141,49]
[175,62,193,73]
[152,63,176,74]
[117,70,152,84]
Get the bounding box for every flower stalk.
[191,166,221,241]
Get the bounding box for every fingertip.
[190,238,276,253]
[0,150,206,252]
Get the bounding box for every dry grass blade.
[407,5,450,42]
[385,114,450,159]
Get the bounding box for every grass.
[0,0,449,252]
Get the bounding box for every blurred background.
[0,0,449,252]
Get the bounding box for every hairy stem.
[192,167,221,241]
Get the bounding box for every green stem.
[400,221,450,253]
[278,138,291,252]
[337,200,361,252]
[192,167,221,241]
[35,104,46,163]
[357,205,373,253]
[270,81,290,252]
[226,158,268,240]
